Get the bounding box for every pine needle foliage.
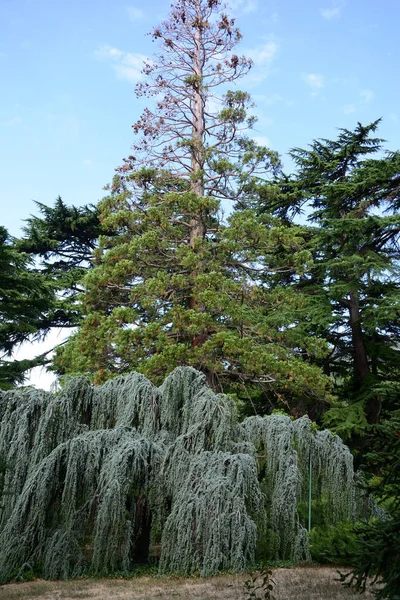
[52,0,331,415]
[0,199,102,388]
[0,367,371,581]
[0,227,55,389]
[17,196,102,332]
[257,121,400,430]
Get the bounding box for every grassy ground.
[0,567,377,600]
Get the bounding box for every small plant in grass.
[243,566,276,600]
[9,563,36,582]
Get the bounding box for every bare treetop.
[119,0,275,206]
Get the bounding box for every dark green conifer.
[259,121,400,430]
[0,226,53,388]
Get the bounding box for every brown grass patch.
[0,567,377,600]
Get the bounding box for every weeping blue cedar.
[0,367,368,580]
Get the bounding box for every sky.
[1,0,400,387]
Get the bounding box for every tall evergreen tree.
[0,198,102,389]
[259,121,400,430]
[0,226,54,389]
[18,196,102,331]
[56,0,330,413]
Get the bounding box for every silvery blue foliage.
[0,367,364,580]
[240,414,358,560]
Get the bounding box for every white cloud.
[253,92,282,106]
[360,89,374,103]
[83,159,94,166]
[126,6,145,22]
[229,0,258,14]
[252,135,273,148]
[320,7,341,19]
[256,114,273,128]
[12,327,70,391]
[389,113,398,122]
[302,73,325,92]
[94,45,148,84]
[96,46,123,60]
[342,89,374,115]
[320,1,345,20]
[242,41,279,85]
[0,116,22,127]
[269,11,279,24]
[247,41,278,66]
[343,104,356,114]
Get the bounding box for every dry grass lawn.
[0,567,377,600]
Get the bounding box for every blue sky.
[1,0,399,236]
[2,0,400,236]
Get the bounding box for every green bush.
[309,522,358,565]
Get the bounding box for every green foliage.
[0,226,55,388]
[8,564,36,583]
[0,198,102,389]
[55,180,331,411]
[18,196,102,331]
[341,412,400,599]
[19,196,100,269]
[0,368,261,581]
[53,0,331,416]
[341,517,400,599]
[0,451,7,498]
[323,401,368,439]
[258,120,400,432]
[243,414,361,562]
[309,522,358,565]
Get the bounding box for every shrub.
[309,522,359,565]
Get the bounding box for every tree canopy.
[0,226,54,389]
[0,198,102,388]
[54,0,331,417]
[18,196,102,331]
[258,120,400,431]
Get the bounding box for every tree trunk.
[189,8,205,249]
[188,5,208,354]
[348,290,369,384]
[348,290,381,422]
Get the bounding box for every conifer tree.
[0,226,54,388]
[18,196,102,331]
[259,121,400,429]
[0,198,103,388]
[56,0,330,412]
